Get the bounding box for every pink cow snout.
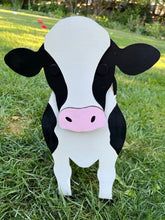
[58,106,106,132]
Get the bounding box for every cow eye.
[96,64,108,76]
[48,63,61,76]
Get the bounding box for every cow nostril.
[91,116,96,123]
[65,117,72,122]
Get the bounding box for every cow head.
[4,16,160,132]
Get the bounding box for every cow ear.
[116,43,160,75]
[4,47,43,77]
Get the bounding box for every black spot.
[93,40,118,109]
[97,64,108,77]
[108,104,126,154]
[44,60,68,111]
[42,104,58,153]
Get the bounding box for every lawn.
[0,8,165,220]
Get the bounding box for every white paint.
[45,16,110,109]
[49,86,117,199]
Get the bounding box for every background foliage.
[0,0,165,38]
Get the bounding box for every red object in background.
[41,24,48,29]
[37,18,48,29]
[37,18,43,24]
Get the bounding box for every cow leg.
[97,149,117,200]
[52,150,72,196]
[42,103,72,195]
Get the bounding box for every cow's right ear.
[4,47,43,77]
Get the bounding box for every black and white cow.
[5,17,160,200]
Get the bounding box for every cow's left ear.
[116,43,160,75]
[4,46,44,77]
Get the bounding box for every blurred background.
[0,0,165,39]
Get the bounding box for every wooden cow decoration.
[4,17,160,200]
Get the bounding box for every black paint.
[44,62,68,110]
[93,41,119,109]
[116,43,160,75]
[108,104,126,154]
[4,48,43,77]
[42,103,58,153]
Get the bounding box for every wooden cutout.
[4,16,160,200]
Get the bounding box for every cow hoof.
[64,195,74,200]
[100,199,114,204]
[57,192,73,199]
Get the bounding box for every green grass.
[0,8,165,220]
